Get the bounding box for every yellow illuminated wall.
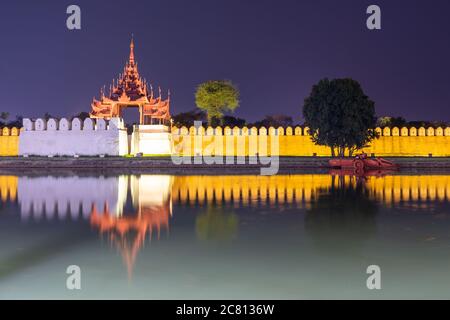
[1,125,450,157]
[0,127,20,156]
[172,126,450,157]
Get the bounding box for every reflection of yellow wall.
[1,174,449,208]
[0,127,20,156]
[172,175,450,206]
[366,175,450,204]
[0,176,18,202]
[172,126,450,157]
[172,175,330,209]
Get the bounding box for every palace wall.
[2,124,450,157]
[0,127,20,156]
[131,125,172,155]
[18,118,129,157]
[171,126,450,157]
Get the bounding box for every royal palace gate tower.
[90,37,172,155]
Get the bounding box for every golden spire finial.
[129,34,135,64]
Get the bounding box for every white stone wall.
[131,125,172,155]
[19,117,129,156]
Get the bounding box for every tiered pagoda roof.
[90,37,171,123]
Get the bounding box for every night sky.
[1,0,449,123]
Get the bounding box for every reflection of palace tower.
[90,175,173,278]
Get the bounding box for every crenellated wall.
[0,127,20,156]
[171,126,450,157]
[18,117,129,156]
[361,127,450,157]
[2,123,450,157]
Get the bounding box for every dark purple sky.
[1,0,449,123]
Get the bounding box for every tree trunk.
[207,113,213,126]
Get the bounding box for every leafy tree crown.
[303,78,377,156]
[195,80,240,123]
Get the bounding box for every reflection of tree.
[196,207,239,242]
[305,176,378,254]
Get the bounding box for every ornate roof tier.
[90,37,171,124]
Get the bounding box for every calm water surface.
[1,173,450,299]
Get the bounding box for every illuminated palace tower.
[89,37,173,155]
[90,37,171,126]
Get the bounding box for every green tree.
[303,78,378,157]
[377,116,407,128]
[222,115,246,127]
[251,114,294,128]
[6,115,23,128]
[195,80,239,126]
[43,112,55,121]
[71,112,90,121]
[0,112,9,126]
[172,109,207,127]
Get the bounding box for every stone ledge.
[1,157,450,171]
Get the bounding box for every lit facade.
[90,38,171,125]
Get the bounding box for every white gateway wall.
[131,125,172,155]
[19,117,129,156]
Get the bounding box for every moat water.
[1,173,450,299]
